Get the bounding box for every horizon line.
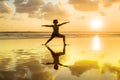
[0,31,120,33]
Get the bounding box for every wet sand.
[0,37,120,80]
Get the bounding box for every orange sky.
[0,0,120,32]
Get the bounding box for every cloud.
[16,58,54,80]
[0,1,12,13]
[69,0,99,11]
[101,63,120,80]
[69,60,120,80]
[69,60,99,77]
[14,0,44,14]
[40,2,69,20]
[14,0,69,20]
[69,0,120,11]
[101,0,120,8]
[102,1,112,7]
[0,0,9,1]
[0,58,12,70]
[0,1,13,19]
[79,69,115,80]
[0,57,54,80]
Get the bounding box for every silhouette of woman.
[42,19,69,45]
[43,44,68,70]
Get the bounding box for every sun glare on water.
[92,35,101,51]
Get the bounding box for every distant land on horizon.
[0,31,120,39]
[0,31,120,34]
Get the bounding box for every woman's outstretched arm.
[58,21,70,26]
[42,25,53,27]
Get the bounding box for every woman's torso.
[53,25,59,34]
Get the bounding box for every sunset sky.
[1,1,120,80]
[0,0,120,32]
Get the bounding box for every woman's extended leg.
[45,35,55,45]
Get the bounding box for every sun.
[90,18,103,30]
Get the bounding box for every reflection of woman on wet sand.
[42,19,69,45]
[43,44,68,70]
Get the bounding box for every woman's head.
[53,19,58,24]
[54,64,58,70]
